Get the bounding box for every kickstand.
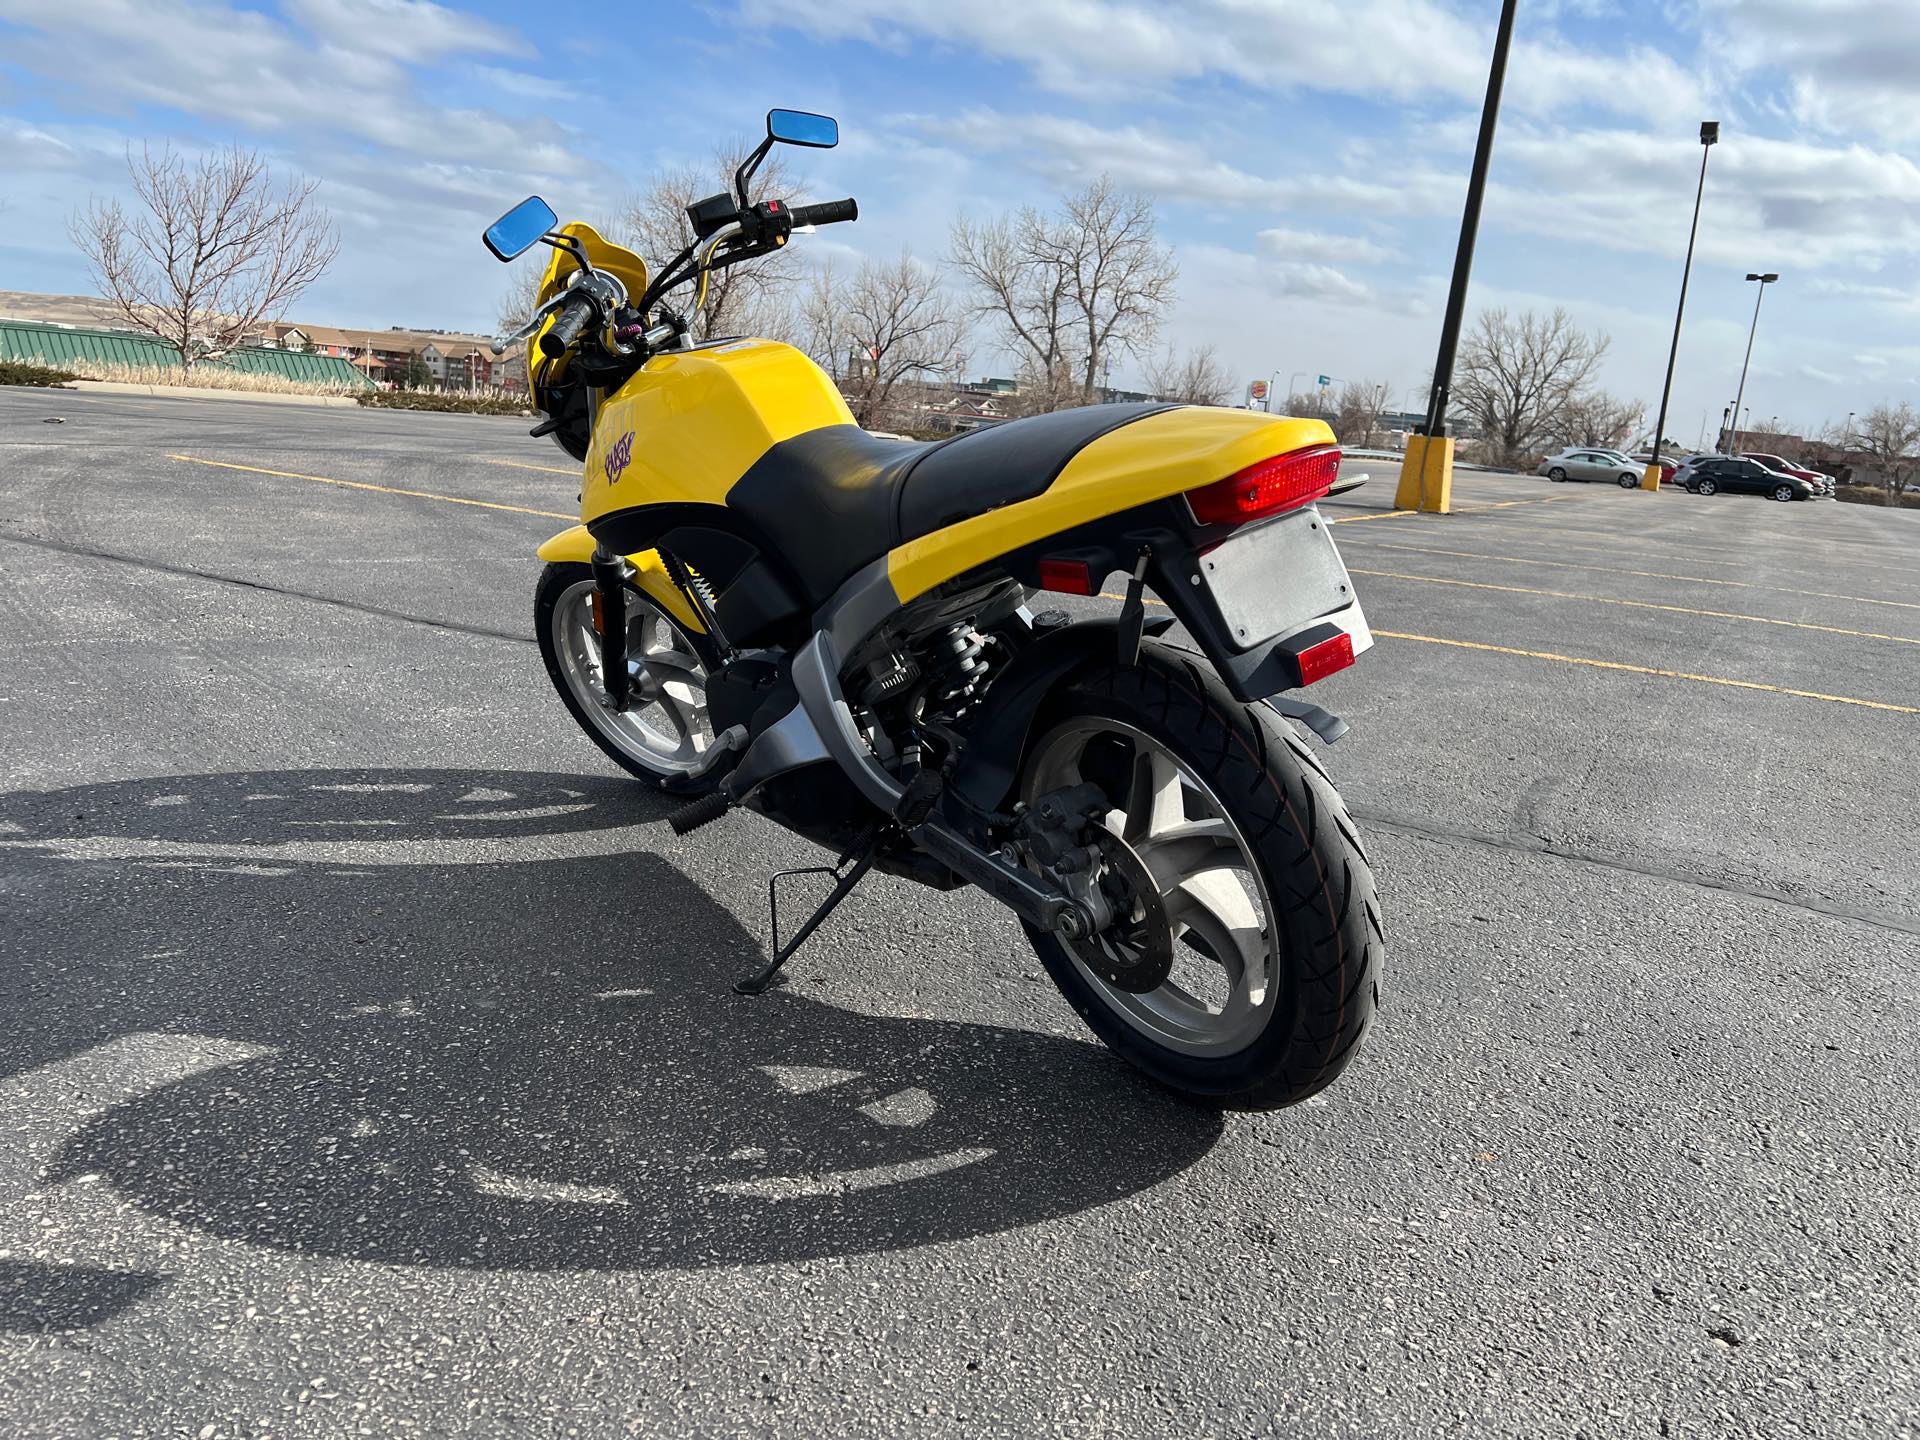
[733,832,880,995]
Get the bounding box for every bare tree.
[1144,345,1233,406]
[803,254,965,429]
[951,176,1176,410]
[621,145,802,342]
[1854,402,1920,504]
[71,145,337,369]
[1452,307,1611,469]
[1332,380,1393,443]
[1008,359,1090,418]
[1562,391,1645,449]
[1278,389,1332,420]
[496,262,545,336]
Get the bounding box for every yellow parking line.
[1372,630,1920,715]
[169,454,574,521]
[1339,537,1920,613]
[1453,495,1582,513]
[1350,567,1920,646]
[482,457,578,476]
[1326,495,1578,524]
[1474,515,1920,584]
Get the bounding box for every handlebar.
[540,293,595,358]
[787,198,858,229]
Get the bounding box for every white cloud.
[280,0,519,62]
[739,0,1699,120]
[1702,0,1920,145]
[1258,227,1398,266]
[1485,126,1920,272]
[0,0,567,175]
[934,110,1459,218]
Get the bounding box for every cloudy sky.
[3,0,1916,440]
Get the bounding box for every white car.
[1536,447,1642,487]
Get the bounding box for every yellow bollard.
[1640,462,1662,492]
[1393,433,1454,514]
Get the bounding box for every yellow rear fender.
[535,525,706,635]
[885,408,1336,602]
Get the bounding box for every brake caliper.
[1018,783,1174,993]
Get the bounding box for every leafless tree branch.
[950,176,1176,411]
[70,144,337,369]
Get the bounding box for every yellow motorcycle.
[482,109,1381,1108]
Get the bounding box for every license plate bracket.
[1197,508,1356,651]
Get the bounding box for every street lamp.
[1397,0,1518,514]
[1730,271,1778,454]
[1645,120,1720,489]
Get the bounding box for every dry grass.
[357,389,532,416]
[77,362,368,397]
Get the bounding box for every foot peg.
[668,790,730,835]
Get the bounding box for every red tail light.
[1186,445,1341,525]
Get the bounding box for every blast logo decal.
[603,430,634,485]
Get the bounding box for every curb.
[68,380,362,408]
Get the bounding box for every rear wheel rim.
[551,579,713,777]
[1024,717,1278,1057]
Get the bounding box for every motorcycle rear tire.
[1021,650,1382,1110]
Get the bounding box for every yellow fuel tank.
[581,340,855,527]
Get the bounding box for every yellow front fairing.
[526,222,650,395]
[582,339,854,524]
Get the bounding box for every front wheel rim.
[1024,717,1279,1057]
[551,579,713,777]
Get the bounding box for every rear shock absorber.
[930,622,988,708]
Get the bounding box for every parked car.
[1741,451,1833,496]
[1536,447,1643,487]
[1672,454,1816,501]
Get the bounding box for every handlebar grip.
[788,198,858,228]
[540,294,595,358]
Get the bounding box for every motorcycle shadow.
[1,768,1222,1272]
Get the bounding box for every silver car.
[1536,447,1643,487]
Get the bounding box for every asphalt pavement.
[1,388,1916,1438]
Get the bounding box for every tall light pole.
[1395,0,1518,513]
[1730,271,1777,455]
[1644,120,1719,490]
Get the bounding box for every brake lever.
[490,292,569,355]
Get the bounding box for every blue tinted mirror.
[767,109,838,149]
[483,196,558,262]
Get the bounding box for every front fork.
[590,547,631,711]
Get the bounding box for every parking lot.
[2,389,1916,1437]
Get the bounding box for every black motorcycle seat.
[725,402,1177,603]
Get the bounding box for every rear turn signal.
[1037,557,1094,595]
[1186,444,1341,525]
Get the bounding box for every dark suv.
[1674,455,1815,502]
